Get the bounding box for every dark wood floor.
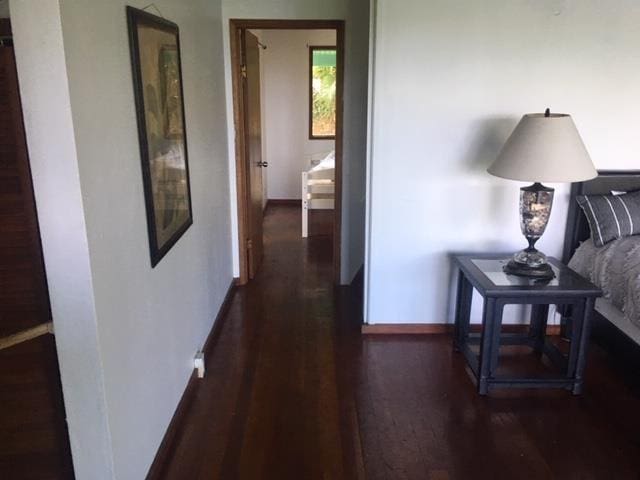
[158,205,640,479]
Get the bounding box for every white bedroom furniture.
[302,151,335,238]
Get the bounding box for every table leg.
[529,304,550,354]
[560,304,573,341]
[572,298,595,395]
[478,297,498,395]
[488,300,505,383]
[453,270,473,352]
[566,300,585,381]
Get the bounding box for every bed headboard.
[562,170,640,264]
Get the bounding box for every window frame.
[308,45,337,140]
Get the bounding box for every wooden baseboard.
[267,199,300,207]
[362,324,454,335]
[202,281,237,357]
[146,279,237,480]
[362,323,561,336]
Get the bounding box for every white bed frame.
[301,160,335,238]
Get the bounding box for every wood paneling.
[0,47,50,338]
[0,43,74,478]
[153,205,640,479]
[0,19,10,38]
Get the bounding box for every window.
[309,47,337,139]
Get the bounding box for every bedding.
[569,235,640,325]
[302,151,335,237]
[576,190,640,246]
[310,150,335,172]
[611,189,640,196]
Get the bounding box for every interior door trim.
[229,19,345,285]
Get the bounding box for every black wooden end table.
[452,254,602,395]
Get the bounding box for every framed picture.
[126,6,193,267]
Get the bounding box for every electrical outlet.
[194,351,205,378]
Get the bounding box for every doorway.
[229,19,344,285]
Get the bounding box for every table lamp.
[487,109,597,279]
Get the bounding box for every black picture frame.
[127,6,193,267]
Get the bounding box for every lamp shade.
[488,113,597,183]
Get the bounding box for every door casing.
[229,19,345,285]
[241,30,265,279]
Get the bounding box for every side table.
[452,254,602,395]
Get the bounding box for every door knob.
[258,161,268,167]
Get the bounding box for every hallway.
[155,205,640,480]
[154,204,363,479]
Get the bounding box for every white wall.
[11,1,114,477]
[259,29,336,200]
[365,0,640,324]
[222,0,370,283]
[341,0,370,283]
[13,0,232,478]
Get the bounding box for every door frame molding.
[229,19,345,285]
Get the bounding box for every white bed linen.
[310,150,335,172]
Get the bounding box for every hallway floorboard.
[157,205,640,480]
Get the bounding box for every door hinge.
[246,238,253,251]
[240,65,247,78]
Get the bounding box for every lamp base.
[504,259,555,280]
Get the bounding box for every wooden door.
[242,31,264,279]
[0,30,75,479]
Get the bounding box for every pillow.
[611,189,640,196]
[577,190,640,247]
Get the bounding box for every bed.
[563,170,640,356]
[301,151,335,238]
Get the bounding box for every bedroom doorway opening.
[229,19,344,285]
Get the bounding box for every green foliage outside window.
[310,49,336,138]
